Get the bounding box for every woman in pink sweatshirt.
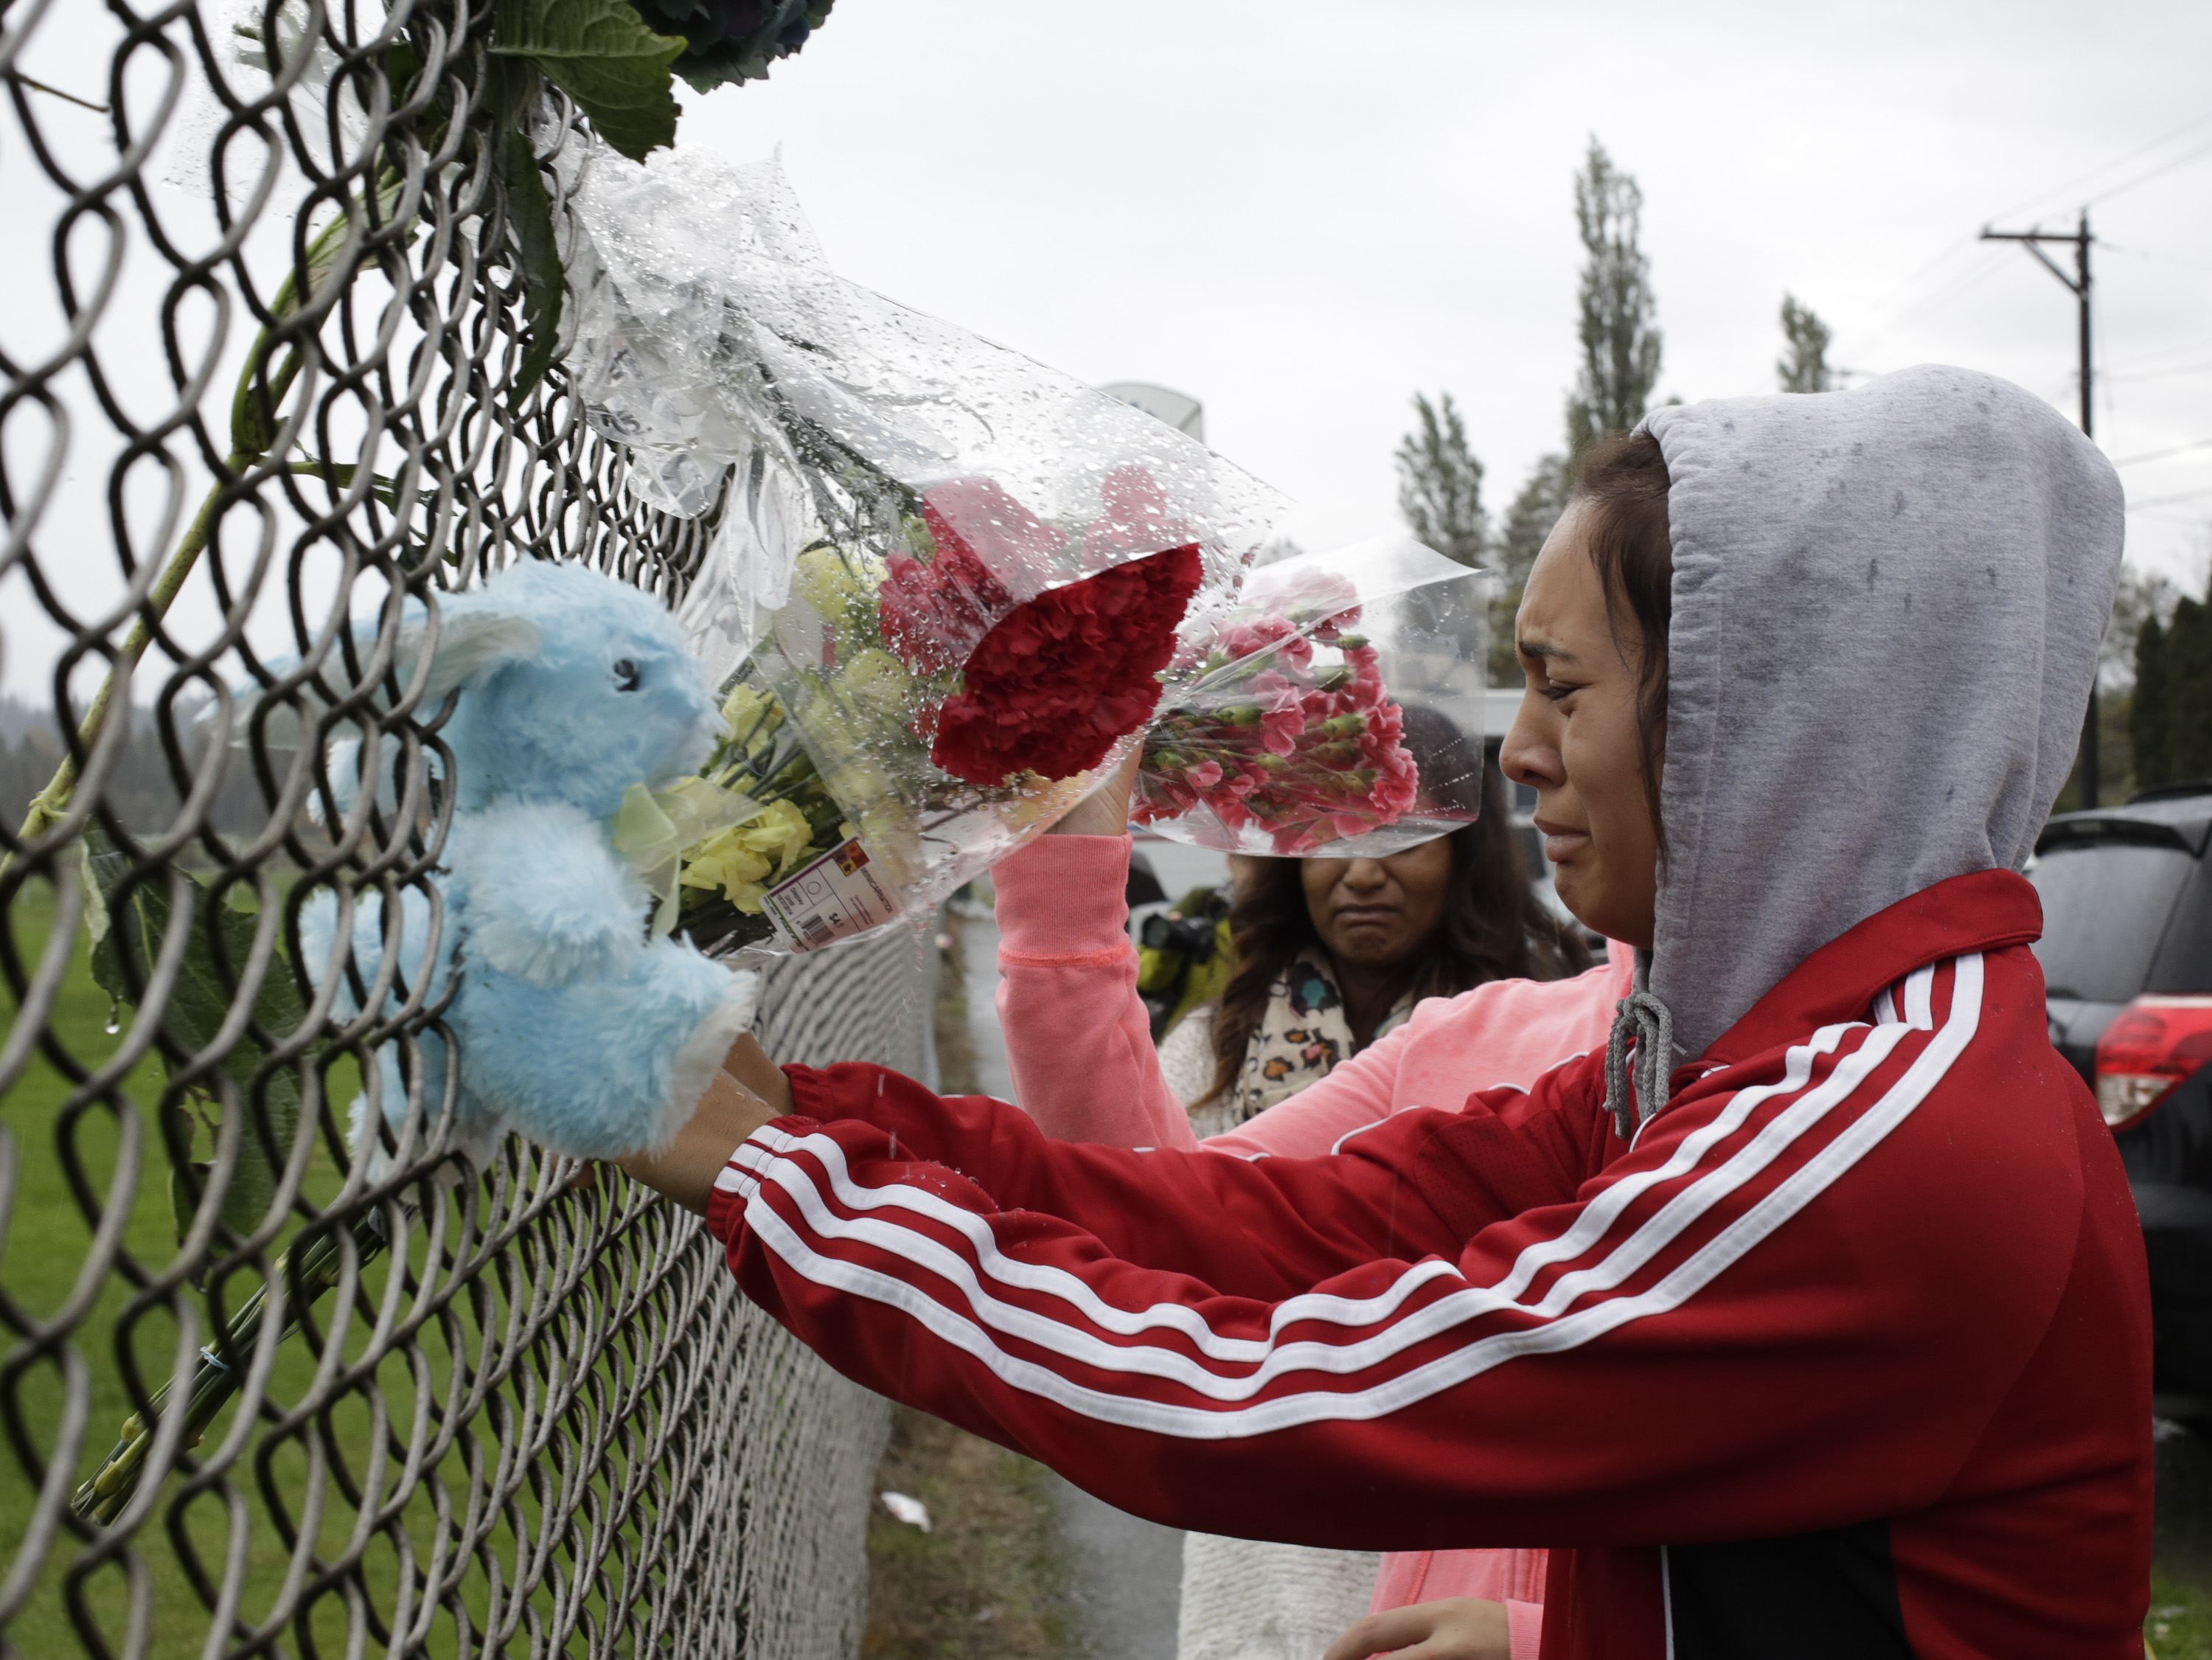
[992,808,1634,1659]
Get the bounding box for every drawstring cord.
[1603,990,1676,1141]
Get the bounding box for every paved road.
[958,907,1186,1659]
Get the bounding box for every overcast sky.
[689,0,2212,582]
[4,0,2210,704]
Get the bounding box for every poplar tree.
[1394,391,1500,682]
[2132,617,2171,790]
[1778,294,1834,393]
[1394,392,1487,566]
[2169,597,2212,784]
[1486,455,1571,683]
[1565,138,1663,459]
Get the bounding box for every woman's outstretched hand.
[1046,746,1141,838]
[1322,1597,1512,1660]
[615,1033,793,1215]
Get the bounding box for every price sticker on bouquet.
[759,837,900,951]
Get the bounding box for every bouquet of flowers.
[667,467,1224,954]
[1133,538,1492,858]
[557,142,1284,951]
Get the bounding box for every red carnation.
[877,479,1051,673]
[931,544,1204,786]
[1083,465,1194,561]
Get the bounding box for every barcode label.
[761,836,900,951]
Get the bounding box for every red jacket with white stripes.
[708,869,2152,1660]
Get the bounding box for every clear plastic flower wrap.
[557,139,1286,954]
[1133,538,1492,858]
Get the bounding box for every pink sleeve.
[1506,1597,1544,1660]
[994,837,1632,1169]
[994,835,1407,1159]
[993,835,1198,1150]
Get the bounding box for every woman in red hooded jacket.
[625,367,2149,1660]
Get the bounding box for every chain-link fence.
[0,3,914,1655]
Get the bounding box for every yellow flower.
[681,833,773,911]
[720,682,783,757]
[816,751,892,813]
[834,645,915,723]
[791,546,865,620]
[737,799,817,872]
[680,799,821,911]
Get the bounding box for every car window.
[2149,861,2212,993]
[2028,841,2194,1003]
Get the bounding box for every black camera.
[1140,909,1219,964]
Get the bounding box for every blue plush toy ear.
[210,585,546,828]
[220,588,543,754]
[389,594,543,708]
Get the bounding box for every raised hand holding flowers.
[1131,539,1491,858]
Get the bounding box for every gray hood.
[1638,364,2124,1061]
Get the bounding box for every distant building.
[1101,383,1203,443]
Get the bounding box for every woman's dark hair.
[1203,731,1592,1106]
[1571,428,1674,858]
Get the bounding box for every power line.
[2103,356,2212,386]
[1851,241,1988,333]
[2126,484,2212,513]
[2111,437,2212,468]
[2086,131,2212,208]
[1844,110,2212,355]
[1846,250,2011,355]
[1987,108,2212,223]
[2101,335,2212,376]
[2102,243,2212,272]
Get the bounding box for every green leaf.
[491,0,684,162]
[283,459,403,511]
[500,129,566,398]
[229,172,409,458]
[83,831,310,1237]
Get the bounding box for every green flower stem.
[72,1212,388,1526]
[4,176,394,883]
[2,461,248,882]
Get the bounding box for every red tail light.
[2094,996,2212,1131]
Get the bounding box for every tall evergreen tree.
[1777,294,1833,394]
[1565,138,1663,459]
[2170,596,2212,784]
[1394,392,1487,566]
[1484,454,1571,682]
[2132,616,2171,790]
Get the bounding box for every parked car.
[2030,785,2212,1417]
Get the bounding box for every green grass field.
[0,878,389,1656]
[2150,1577,2212,1660]
[0,881,658,1659]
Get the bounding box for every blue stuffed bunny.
[286,560,756,1169]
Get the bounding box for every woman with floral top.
[992,710,1612,1660]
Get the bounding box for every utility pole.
[1981,210,2098,809]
